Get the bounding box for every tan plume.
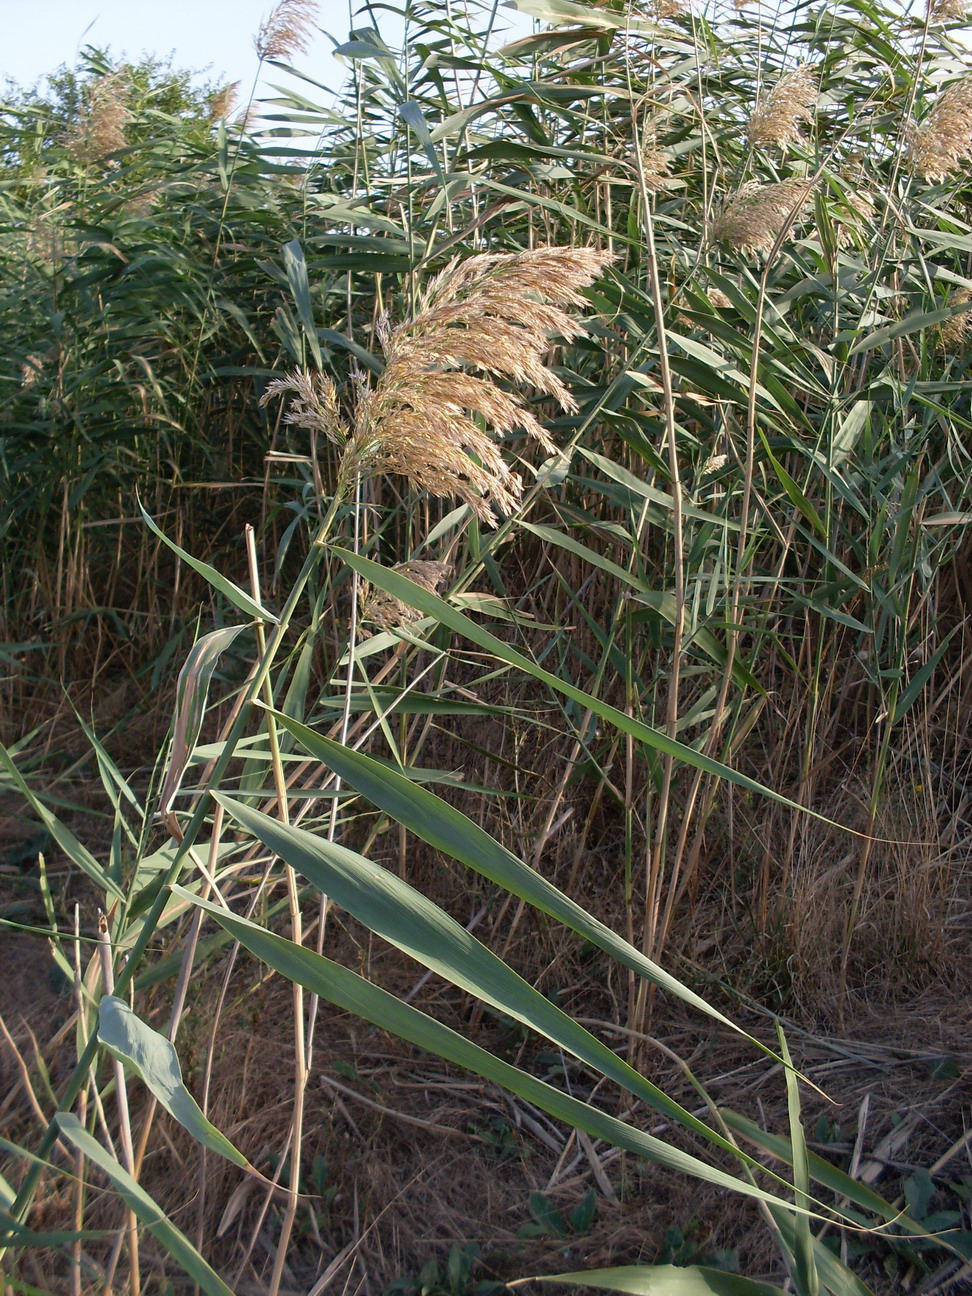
[67,74,131,164]
[940,288,972,351]
[909,76,972,183]
[709,180,812,253]
[336,245,615,524]
[259,368,347,444]
[746,64,818,149]
[361,560,453,631]
[208,82,241,121]
[255,0,318,60]
[928,0,968,21]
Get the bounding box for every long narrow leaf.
[171,889,822,1216]
[54,1115,234,1296]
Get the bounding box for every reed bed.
[3,0,972,1291]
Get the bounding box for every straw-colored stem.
[97,917,140,1296]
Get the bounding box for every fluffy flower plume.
[361,560,453,631]
[909,77,972,182]
[259,368,347,444]
[831,186,876,248]
[940,288,972,351]
[636,133,673,191]
[746,65,818,149]
[929,0,968,21]
[67,74,131,164]
[649,0,686,18]
[709,180,812,253]
[337,245,615,523]
[208,82,240,121]
[255,0,318,60]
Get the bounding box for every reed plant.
[3,0,972,1290]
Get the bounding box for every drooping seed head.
[746,65,818,150]
[910,76,972,183]
[66,74,131,164]
[940,287,972,351]
[361,560,453,631]
[255,0,318,61]
[208,82,241,121]
[259,368,348,445]
[341,245,615,524]
[928,0,968,22]
[708,180,812,254]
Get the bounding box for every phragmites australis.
[709,180,811,253]
[260,367,345,445]
[335,245,615,523]
[940,288,972,351]
[361,560,453,630]
[255,0,319,61]
[831,186,877,248]
[746,64,818,149]
[67,74,131,164]
[928,0,968,21]
[910,77,972,182]
[635,133,673,191]
[208,81,241,121]
[649,0,686,18]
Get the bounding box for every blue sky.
[1,1,531,100]
[2,0,393,98]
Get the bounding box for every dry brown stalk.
[66,74,130,164]
[708,179,812,253]
[909,76,972,182]
[255,0,319,60]
[940,287,972,351]
[361,560,453,630]
[746,65,818,149]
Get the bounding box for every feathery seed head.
[708,288,732,308]
[20,354,45,389]
[709,180,812,253]
[910,76,972,182]
[255,0,318,60]
[940,288,972,351]
[929,0,968,21]
[340,245,615,524]
[67,74,131,164]
[649,0,686,18]
[361,560,453,631]
[208,82,241,121]
[635,130,673,191]
[259,368,348,445]
[830,186,876,248]
[746,64,818,149]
